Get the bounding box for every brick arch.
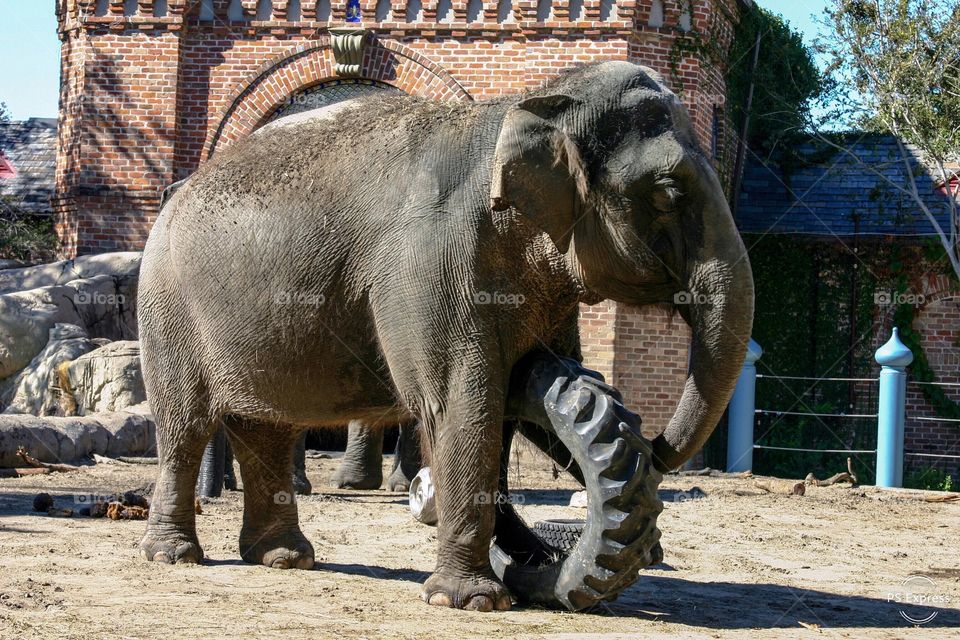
[917,273,960,306]
[202,37,472,161]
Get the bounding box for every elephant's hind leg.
[140,397,215,565]
[330,420,384,489]
[385,421,422,492]
[226,417,315,570]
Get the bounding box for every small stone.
[569,490,588,508]
[33,493,53,512]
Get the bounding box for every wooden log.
[0,467,51,478]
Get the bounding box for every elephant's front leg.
[422,395,512,612]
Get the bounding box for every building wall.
[904,292,960,481]
[54,0,745,448]
[55,0,740,253]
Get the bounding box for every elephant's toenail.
[465,595,493,612]
[495,595,512,610]
[426,592,452,607]
[154,552,171,563]
[271,558,290,569]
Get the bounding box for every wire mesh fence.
[746,374,959,488]
[752,374,881,483]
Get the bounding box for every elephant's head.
[491,61,754,472]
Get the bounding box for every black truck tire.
[492,358,664,611]
[533,519,584,553]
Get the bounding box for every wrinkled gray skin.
[330,420,422,491]
[137,61,753,611]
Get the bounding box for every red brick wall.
[904,294,960,481]
[56,0,741,253]
[614,305,691,438]
[55,0,744,435]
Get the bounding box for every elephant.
[196,420,421,497]
[330,420,422,491]
[136,61,754,612]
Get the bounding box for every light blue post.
[727,339,763,472]
[875,328,913,488]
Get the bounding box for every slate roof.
[736,135,955,238]
[0,118,58,215]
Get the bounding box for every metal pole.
[727,338,763,472]
[875,328,913,488]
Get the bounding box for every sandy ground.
[0,450,958,640]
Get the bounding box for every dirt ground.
[0,449,958,640]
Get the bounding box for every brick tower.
[54,0,749,443]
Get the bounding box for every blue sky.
[0,0,831,120]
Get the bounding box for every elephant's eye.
[651,177,682,213]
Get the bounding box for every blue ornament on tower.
[346,0,361,22]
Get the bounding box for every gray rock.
[0,252,141,295]
[64,341,145,415]
[1,324,98,415]
[0,274,137,381]
[0,402,155,466]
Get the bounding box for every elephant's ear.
[491,94,587,254]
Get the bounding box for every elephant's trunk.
[651,200,754,472]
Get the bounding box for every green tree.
[815,0,960,280]
[726,7,823,159]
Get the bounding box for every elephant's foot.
[292,468,313,495]
[240,527,315,570]
[330,462,382,490]
[140,528,204,565]
[421,571,513,611]
[385,463,413,492]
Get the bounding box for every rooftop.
[736,135,955,238]
[0,118,58,215]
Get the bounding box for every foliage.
[726,7,824,159]
[740,235,882,483]
[814,0,960,279]
[904,465,954,491]
[0,197,58,263]
[720,235,958,486]
[0,101,58,262]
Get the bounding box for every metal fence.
[727,330,960,488]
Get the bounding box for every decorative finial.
[875,328,913,367]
